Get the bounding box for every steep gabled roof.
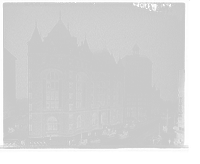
[48,20,71,38]
[29,26,42,43]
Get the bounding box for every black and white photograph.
[2,2,187,150]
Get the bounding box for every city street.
[4,112,178,147]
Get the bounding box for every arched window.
[46,71,59,110]
[101,113,106,125]
[47,116,58,131]
[92,113,97,126]
[77,115,81,129]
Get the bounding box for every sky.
[3,3,185,101]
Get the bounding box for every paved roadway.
[105,119,170,146]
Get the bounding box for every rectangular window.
[51,82,55,90]
[76,93,81,100]
[46,81,51,89]
[29,93,32,100]
[29,124,32,132]
[51,91,55,100]
[55,81,59,90]
[69,82,73,88]
[76,101,81,109]
[69,71,73,79]
[55,91,59,100]
[69,104,73,111]
[69,124,73,130]
[29,114,32,120]
[55,101,59,109]
[69,114,73,119]
[29,81,32,89]
[50,58,53,64]
[46,101,50,109]
[46,91,51,100]
[51,101,55,109]
[69,93,73,100]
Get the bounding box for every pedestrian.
[168,138,171,145]
[152,138,154,145]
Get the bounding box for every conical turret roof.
[28,26,42,43]
[132,44,139,51]
[118,58,124,67]
[83,38,91,52]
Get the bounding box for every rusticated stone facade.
[28,18,123,138]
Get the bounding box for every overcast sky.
[3,3,185,101]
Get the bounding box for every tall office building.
[3,48,17,118]
[121,44,153,122]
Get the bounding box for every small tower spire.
[35,20,37,28]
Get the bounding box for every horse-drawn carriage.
[107,128,117,137]
[78,138,89,145]
[89,137,101,144]
[119,130,129,139]
[102,126,113,135]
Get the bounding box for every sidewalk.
[125,118,176,146]
[4,117,159,145]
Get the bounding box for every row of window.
[126,101,151,105]
[29,114,98,132]
[29,57,88,69]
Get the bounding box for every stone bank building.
[28,17,123,139]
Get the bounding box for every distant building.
[120,44,153,123]
[91,49,124,126]
[3,48,17,119]
[175,69,185,143]
[151,85,160,114]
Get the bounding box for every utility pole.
[174,112,176,125]
[166,108,169,130]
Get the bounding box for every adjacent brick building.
[121,44,153,123]
[91,49,124,129]
[27,18,123,139]
[3,48,17,119]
